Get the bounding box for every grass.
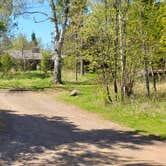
[56,70,166,139]
[0,70,166,139]
[0,71,55,90]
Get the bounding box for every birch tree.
[18,0,70,83]
[81,0,116,103]
[50,0,70,83]
[62,0,88,79]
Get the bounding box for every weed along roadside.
[55,71,166,139]
[0,70,165,139]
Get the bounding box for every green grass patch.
[0,71,55,90]
[0,70,166,139]
[56,70,166,139]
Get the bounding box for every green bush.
[0,21,6,32]
[14,59,24,71]
[63,55,75,70]
[41,51,52,74]
[0,52,15,76]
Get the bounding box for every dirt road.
[0,90,166,166]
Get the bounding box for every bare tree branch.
[33,16,51,23]
[50,0,59,39]
[20,11,50,18]
[59,1,70,47]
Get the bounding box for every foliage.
[31,32,38,46]
[0,21,6,33]
[0,0,23,50]
[63,55,75,70]
[0,0,165,103]
[41,51,52,74]
[56,70,166,139]
[11,33,31,50]
[0,52,15,76]
[80,0,119,102]
[0,71,54,90]
[70,0,166,102]
[0,69,165,138]
[158,1,166,54]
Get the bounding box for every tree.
[113,0,120,100]
[81,0,115,103]
[31,32,38,47]
[62,0,88,79]
[130,0,161,97]
[11,34,30,70]
[80,0,164,102]
[19,0,72,83]
[0,52,15,76]
[158,1,166,70]
[70,0,88,76]
[0,0,22,50]
[0,1,12,49]
[49,0,70,83]
[117,0,129,101]
[0,21,6,34]
[41,50,52,74]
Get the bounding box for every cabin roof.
[1,50,66,60]
[6,50,42,60]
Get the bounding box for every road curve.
[0,90,166,166]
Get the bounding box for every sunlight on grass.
[0,71,55,90]
[56,71,166,139]
[0,70,165,138]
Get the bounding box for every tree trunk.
[50,0,69,84]
[121,16,127,101]
[54,51,62,84]
[80,58,84,75]
[75,56,78,81]
[119,1,127,102]
[105,84,112,104]
[151,67,157,92]
[139,8,150,97]
[143,43,150,97]
[21,48,26,71]
[103,70,112,104]
[113,0,120,101]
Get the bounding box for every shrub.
[63,55,75,70]
[0,52,15,76]
[41,51,52,74]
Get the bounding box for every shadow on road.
[0,110,164,166]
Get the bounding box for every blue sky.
[16,16,54,49]
[11,0,166,49]
[15,1,54,49]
